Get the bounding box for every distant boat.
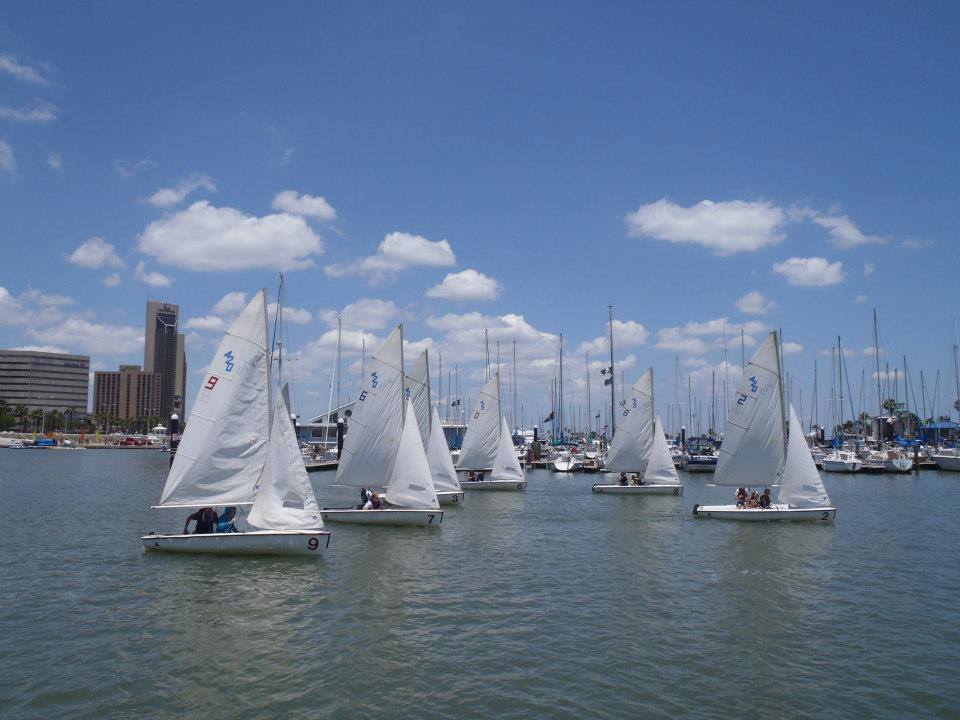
[822,449,861,473]
[552,452,582,472]
[457,372,526,491]
[693,331,836,522]
[142,290,329,555]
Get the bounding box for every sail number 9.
[205,376,220,391]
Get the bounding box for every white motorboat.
[457,372,526,491]
[142,290,329,556]
[810,447,825,468]
[693,331,836,523]
[552,453,582,472]
[324,326,443,528]
[881,448,913,473]
[932,449,960,471]
[822,449,861,473]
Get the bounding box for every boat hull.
[461,479,527,491]
[141,530,330,556]
[592,483,683,495]
[692,503,836,522]
[933,455,960,472]
[883,457,914,473]
[682,461,717,473]
[437,491,465,506]
[822,460,861,473]
[320,509,443,526]
[552,461,582,472]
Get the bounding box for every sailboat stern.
[141,530,330,556]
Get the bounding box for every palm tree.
[29,408,44,433]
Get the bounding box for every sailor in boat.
[631,473,645,486]
[619,472,628,486]
[747,492,760,508]
[217,507,239,533]
[183,507,218,534]
[735,488,748,508]
[758,489,772,509]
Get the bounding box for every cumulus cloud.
[0,97,58,122]
[103,273,121,288]
[68,236,124,269]
[811,213,885,249]
[134,260,172,287]
[772,257,844,287]
[267,302,313,325]
[0,286,74,327]
[782,341,804,355]
[146,173,217,207]
[10,344,68,353]
[578,320,648,355]
[114,158,157,178]
[319,298,399,330]
[625,199,787,255]
[138,201,323,271]
[183,315,225,331]
[211,291,248,315]
[654,328,709,355]
[735,290,776,316]
[27,317,143,354]
[325,231,455,282]
[47,152,62,170]
[653,317,764,355]
[854,294,868,304]
[271,190,336,221]
[0,54,52,85]
[0,139,15,175]
[426,269,501,301]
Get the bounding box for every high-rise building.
[92,365,163,420]
[0,350,90,412]
[144,301,186,419]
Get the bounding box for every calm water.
[1,450,958,719]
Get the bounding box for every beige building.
[92,365,163,420]
[144,301,186,419]
[0,349,90,412]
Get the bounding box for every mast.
[585,352,591,439]
[650,366,656,445]
[559,333,564,441]
[484,328,490,380]
[873,308,883,424]
[438,352,443,418]
[325,316,339,436]
[425,348,432,434]
[837,336,844,442]
[687,374,692,436]
[399,324,406,423]
[512,339,517,432]
[710,369,716,436]
[774,330,788,455]
[608,305,616,436]
[272,272,285,387]
[722,321,729,431]
[953,319,960,423]
[740,328,746,370]
[335,316,342,411]
[903,355,910,437]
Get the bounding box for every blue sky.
[1,2,958,428]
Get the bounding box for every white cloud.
[211,291,248,315]
[20,288,74,307]
[426,269,501,301]
[854,294,868,304]
[735,290,776,316]
[138,201,323,271]
[134,260,172,287]
[267,303,313,325]
[782,341,803,355]
[68,236,124,269]
[901,239,933,251]
[772,257,844,287]
[47,152,61,170]
[578,320,648,355]
[146,173,217,207]
[27,317,144,354]
[114,158,157,178]
[654,327,710,354]
[863,261,875,277]
[10,344,68,353]
[873,369,898,381]
[319,298,399,330]
[103,273,121,288]
[819,347,856,357]
[325,231,455,282]
[184,315,225,331]
[0,54,51,85]
[271,190,336,221]
[812,213,885,249]
[0,139,15,175]
[625,198,786,255]
[0,97,58,122]
[653,317,764,355]
[0,286,70,326]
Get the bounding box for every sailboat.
[457,372,527,490]
[407,349,464,505]
[142,290,330,555]
[320,325,443,526]
[693,331,837,522]
[593,368,683,495]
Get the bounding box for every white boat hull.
[693,503,836,522]
[552,460,582,472]
[592,483,683,495]
[437,491,465,505]
[141,530,330,556]
[933,455,960,472]
[822,460,861,473]
[320,508,443,526]
[461,479,527,491]
[883,457,913,473]
[682,460,717,473]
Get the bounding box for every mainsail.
[384,399,440,509]
[158,291,270,507]
[426,406,461,493]
[335,327,404,488]
[778,404,832,508]
[714,332,787,488]
[604,369,653,473]
[643,414,681,485]
[491,416,524,482]
[247,391,323,530]
[405,349,432,448]
[456,373,501,470]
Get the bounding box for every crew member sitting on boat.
[632,473,644,486]
[467,471,477,482]
[357,488,369,509]
[217,506,239,532]
[361,490,375,510]
[619,472,628,486]
[183,507,217,534]
[735,488,748,508]
[758,489,772,509]
[475,471,485,481]
[747,492,760,508]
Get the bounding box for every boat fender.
[692,504,699,515]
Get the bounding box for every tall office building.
[0,350,90,412]
[144,301,186,419]
[92,364,163,420]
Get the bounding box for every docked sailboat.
[407,350,464,505]
[321,326,443,526]
[142,291,329,555]
[594,368,683,495]
[552,451,583,472]
[693,332,836,522]
[457,372,527,490]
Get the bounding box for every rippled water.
[1,450,958,719]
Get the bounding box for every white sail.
[644,414,681,485]
[159,291,269,507]
[427,406,461,493]
[456,373,501,470]
[714,332,786,487]
[248,391,323,530]
[779,404,832,508]
[604,369,653,473]
[491,416,524,482]
[384,399,440,509]
[335,327,404,488]
[405,350,432,448]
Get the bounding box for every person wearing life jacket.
[619,472,628,486]
[758,489,772,509]
[361,490,375,510]
[217,506,239,532]
[357,488,369,509]
[370,492,382,510]
[183,507,217,534]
